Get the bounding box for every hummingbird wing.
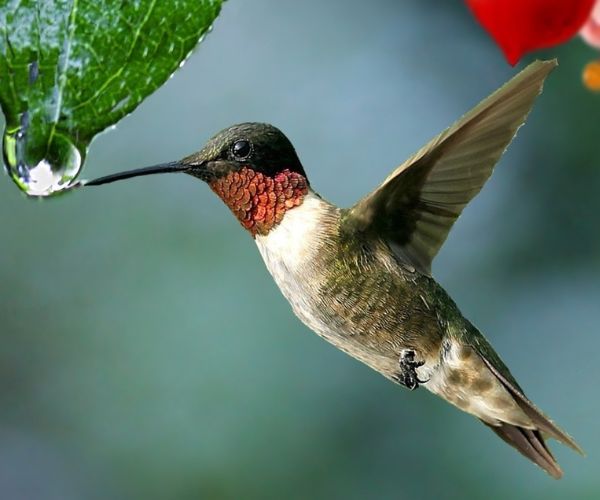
[345,60,556,275]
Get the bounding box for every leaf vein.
[48,0,79,146]
[70,0,159,114]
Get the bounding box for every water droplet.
[28,61,39,85]
[2,126,84,197]
[111,95,131,113]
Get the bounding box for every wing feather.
[346,60,557,275]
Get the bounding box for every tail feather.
[483,421,563,479]
[428,334,583,477]
[478,353,584,455]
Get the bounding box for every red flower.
[580,0,600,49]
[467,0,596,65]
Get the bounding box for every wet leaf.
[0,0,223,196]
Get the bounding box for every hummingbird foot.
[395,349,427,390]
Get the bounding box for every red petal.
[467,0,596,65]
[580,1,600,49]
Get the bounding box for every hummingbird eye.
[231,140,252,160]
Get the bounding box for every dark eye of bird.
[232,140,252,160]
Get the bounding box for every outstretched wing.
[345,60,557,275]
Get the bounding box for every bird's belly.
[266,259,400,374]
[259,240,410,378]
[254,193,444,377]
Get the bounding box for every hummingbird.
[86,59,582,478]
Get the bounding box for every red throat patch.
[209,167,308,237]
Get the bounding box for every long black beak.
[83,161,190,186]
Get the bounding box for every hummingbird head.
[86,123,310,237]
[183,122,308,182]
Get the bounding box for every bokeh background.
[1,1,599,498]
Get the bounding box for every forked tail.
[478,350,583,479]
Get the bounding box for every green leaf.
[0,0,222,196]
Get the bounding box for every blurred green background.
[1,1,599,498]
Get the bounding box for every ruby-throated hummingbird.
[86,60,582,478]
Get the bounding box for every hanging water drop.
[2,124,84,197]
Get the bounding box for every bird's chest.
[255,194,333,335]
[254,195,400,374]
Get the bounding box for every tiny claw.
[396,349,428,390]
